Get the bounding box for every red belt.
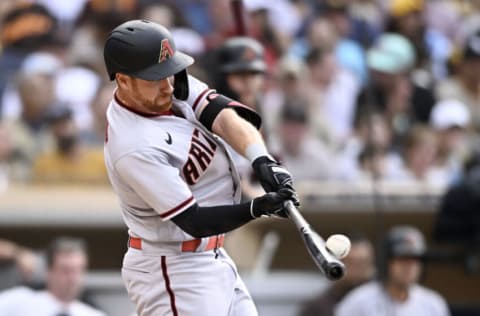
[128,235,225,252]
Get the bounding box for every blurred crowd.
[1,0,480,190]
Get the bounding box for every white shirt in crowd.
[0,286,105,316]
[335,281,450,316]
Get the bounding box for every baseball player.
[335,226,450,316]
[103,20,298,316]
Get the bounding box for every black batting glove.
[252,156,300,206]
[250,188,297,218]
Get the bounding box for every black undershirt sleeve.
[171,202,254,238]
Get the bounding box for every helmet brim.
[130,51,194,81]
[221,59,266,73]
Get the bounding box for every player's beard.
[131,81,173,114]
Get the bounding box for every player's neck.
[385,281,410,302]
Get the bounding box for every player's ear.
[115,73,130,89]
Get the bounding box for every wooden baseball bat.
[284,201,345,280]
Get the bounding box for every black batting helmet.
[377,226,426,280]
[384,226,426,260]
[218,37,266,74]
[104,20,193,100]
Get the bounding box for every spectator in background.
[243,0,300,63]
[318,0,369,83]
[262,56,309,137]
[81,82,115,147]
[3,53,62,181]
[270,103,333,181]
[397,125,444,186]
[429,99,471,185]
[436,29,480,134]
[289,13,367,85]
[305,46,360,146]
[0,121,13,191]
[356,33,436,150]
[0,239,39,291]
[356,144,389,181]
[335,226,450,316]
[386,0,434,88]
[0,3,64,115]
[299,234,375,316]
[0,237,105,316]
[336,112,403,181]
[32,106,107,185]
[1,51,63,119]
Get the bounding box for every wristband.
[245,143,272,163]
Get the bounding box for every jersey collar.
[114,91,174,117]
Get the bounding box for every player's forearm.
[171,202,254,238]
[172,189,294,237]
[212,108,268,160]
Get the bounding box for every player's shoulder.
[340,281,381,305]
[412,284,448,306]
[0,286,35,300]
[184,74,213,108]
[350,281,381,296]
[71,300,107,316]
[335,281,380,316]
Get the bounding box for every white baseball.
[325,234,351,259]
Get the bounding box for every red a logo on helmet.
[159,39,174,63]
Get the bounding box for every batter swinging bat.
[284,201,345,280]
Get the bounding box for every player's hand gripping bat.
[284,201,345,280]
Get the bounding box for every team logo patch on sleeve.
[159,38,174,63]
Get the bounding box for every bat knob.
[325,262,345,281]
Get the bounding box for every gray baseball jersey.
[104,75,242,243]
[335,281,450,316]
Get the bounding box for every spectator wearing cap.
[386,0,434,85]
[1,52,62,119]
[429,99,471,185]
[269,103,334,181]
[355,33,436,150]
[2,52,64,182]
[335,226,450,316]
[31,106,108,185]
[436,30,480,133]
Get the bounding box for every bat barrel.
[284,201,346,281]
[323,261,345,280]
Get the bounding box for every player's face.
[119,75,174,113]
[47,251,88,302]
[226,72,264,104]
[388,257,422,289]
[132,76,174,113]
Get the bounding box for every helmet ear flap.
[174,70,189,100]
